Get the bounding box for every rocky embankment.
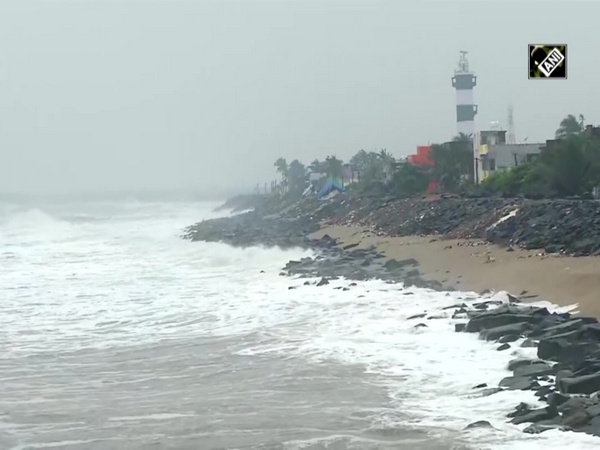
[188,194,600,256]
[329,196,600,256]
[450,300,600,437]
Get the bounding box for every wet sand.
[313,225,600,317]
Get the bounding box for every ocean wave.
[0,200,598,449]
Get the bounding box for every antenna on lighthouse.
[507,105,516,144]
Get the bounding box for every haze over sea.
[1,199,598,450]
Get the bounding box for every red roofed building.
[407,145,435,167]
[406,145,438,192]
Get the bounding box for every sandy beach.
[313,225,600,317]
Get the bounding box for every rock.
[466,305,549,333]
[532,318,588,339]
[442,303,467,310]
[563,404,592,428]
[499,376,539,390]
[473,383,487,389]
[507,402,531,418]
[478,387,504,397]
[497,343,511,351]
[523,422,570,434]
[498,334,521,343]
[513,362,553,378]
[520,338,537,348]
[511,406,557,425]
[316,278,330,286]
[537,339,600,366]
[414,323,428,329]
[586,404,600,418]
[507,358,545,371]
[384,258,418,271]
[455,323,467,332]
[558,372,600,395]
[464,420,493,430]
[407,313,426,320]
[547,392,570,409]
[535,385,555,398]
[480,322,530,341]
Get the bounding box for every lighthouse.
[451,51,477,136]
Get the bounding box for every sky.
[0,0,598,198]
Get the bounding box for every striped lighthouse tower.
[451,51,477,136]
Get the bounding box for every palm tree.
[556,114,584,139]
[273,157,289,195]
[308,159,323,173]
[378,149,396,182]
[349,149,369,171]
[453,132,473,142]
[274,157,289,181]
[287,159,307,197]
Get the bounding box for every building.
[407,145,435,166]
[451,51,478,137]
[585,125,600,139]
[406,145,438,192]
[474,129,543,182]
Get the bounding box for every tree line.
[272,114,600,200]
[481,114,600,198]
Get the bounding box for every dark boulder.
[499,376,539,390]
[507,358,544,371]
[455,323,467,332]
[478,387,504,397]
[466,305,549,333]
[498,334,521,343]
[513,362,553,378]
[558,372,600,395]
[464,420,493,430]
[316,277,330,286]
[479,322,530,341]
[547,392,570,409]
[507,402,531,418]
[407,313,426,320]
[511,406,557,425]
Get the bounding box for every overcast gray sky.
[0,0,597,197]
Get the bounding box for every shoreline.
[311,225,600,318]
[185,196,600,438]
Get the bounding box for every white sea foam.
[1,200,599,449]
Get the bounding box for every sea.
[1,198,599,450]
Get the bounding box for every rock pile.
[486,199,600,256]
[455,301,600,436]
[182,211,320,249]
[196,194,600,256]
[279,235,449,290]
